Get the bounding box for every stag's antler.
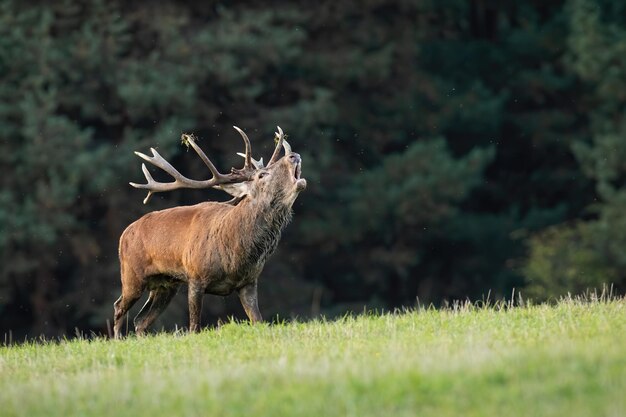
[131,126,293,204]
[267,126,285,166]
[130,131,254,204]
[232,126,254,171]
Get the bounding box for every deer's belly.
[203,279,242,296]
[203,268,262,296]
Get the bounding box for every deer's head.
[226,128,306,208]
[130,126,306,207]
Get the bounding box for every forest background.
[2,0,625,337]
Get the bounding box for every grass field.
[1,297,625,417]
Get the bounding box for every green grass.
[1,298,626,417]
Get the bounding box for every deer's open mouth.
[293,161,306,191]
[294,163,301,180]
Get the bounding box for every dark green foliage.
[0,0,623,336]
[524,222,616,299]
[300,139,494,308]
[523,0,626,299]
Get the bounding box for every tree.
[1,0,615,336]
[524,0,626,299]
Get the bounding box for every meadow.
[1,297,625,417]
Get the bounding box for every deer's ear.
[215,182,251,198]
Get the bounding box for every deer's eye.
[258,172,268,179]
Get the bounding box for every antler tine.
[237,153,264,169]
[268,126,284,166]
[232,126,253,170]
[282,139,292,155]
[128,162,158,204]
[181,134,225,180]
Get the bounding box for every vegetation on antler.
[180,133,196,149]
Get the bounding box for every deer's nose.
[289,153,301,163]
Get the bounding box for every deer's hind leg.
[134,285,179,336]
[113,266,145,339]
[113,288,143,339]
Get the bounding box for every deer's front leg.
[238,281,263,323]
[188,281,205,333]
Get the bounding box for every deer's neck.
[228,196,293,269]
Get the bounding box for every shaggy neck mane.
[228,194,293,271]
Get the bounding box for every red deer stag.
[114,126,306,338]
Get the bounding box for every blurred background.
[1,0,625,338]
